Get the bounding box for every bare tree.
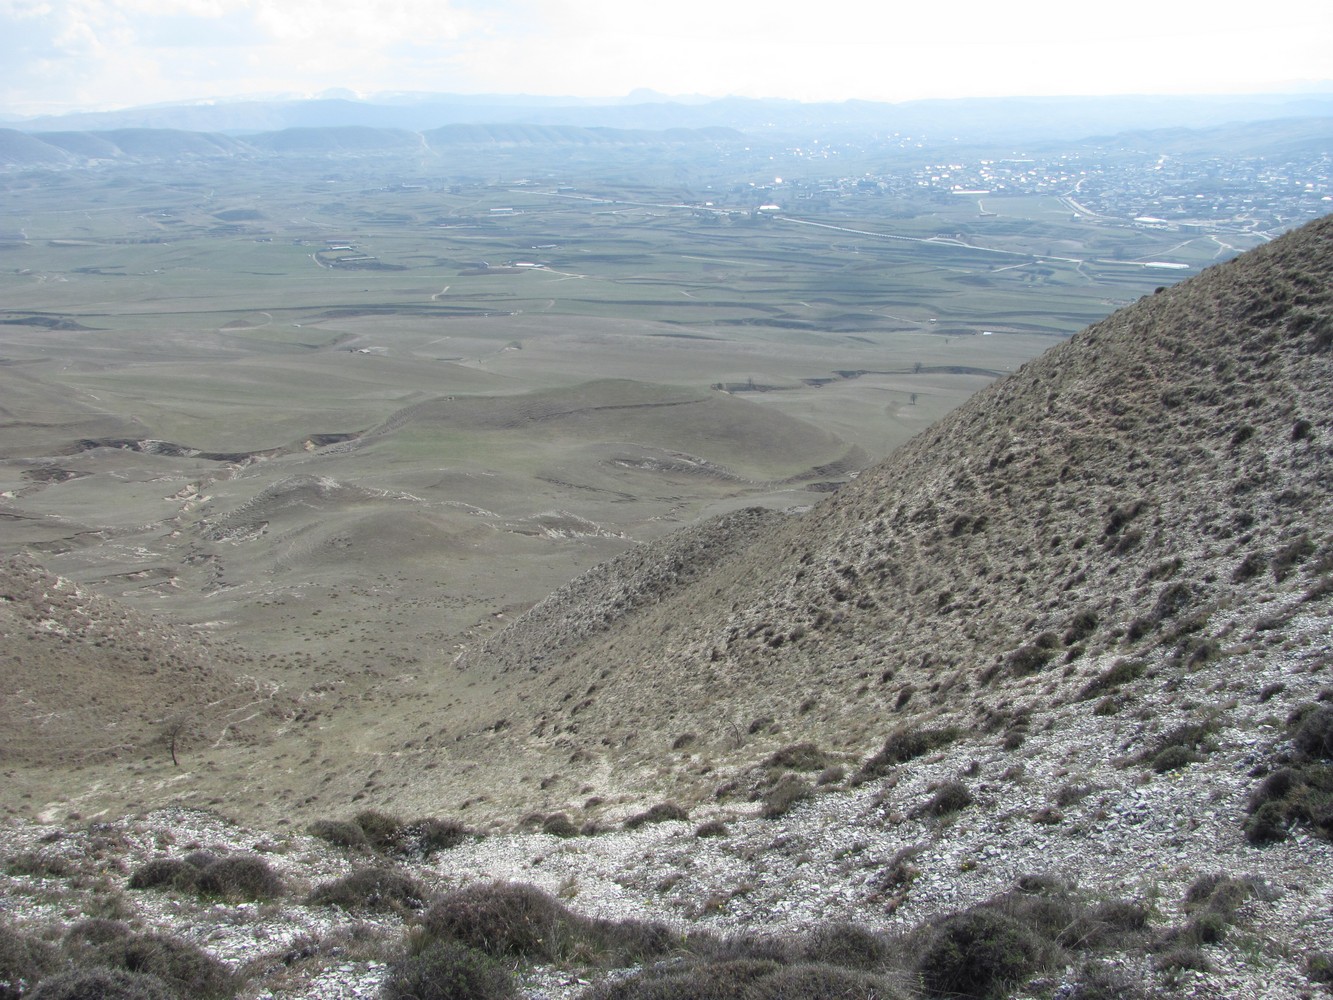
[162,713,190,767]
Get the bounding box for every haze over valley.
[1,85,1331,1000]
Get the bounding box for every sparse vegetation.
[195,854,284,902]
[761,775,814,818]
[623,803,689,830]
[381,940,515,1000]
[856,726,962,782]
[421,882,676,966]
[307,867,428,914]
[1245,704,1333,842]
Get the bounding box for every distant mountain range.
[2,110,1329,171]
[7,91,1333,142]
[0,122,746,168]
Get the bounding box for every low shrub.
[695,820,729,839]
[762,775,813,819]
[797,923,892,970]
[381,941,515,1000]
[403,817,470,857]
[1078,659,1146,701]
[763,743,835,773]
[623,803,689,830]
[542,814,580,839]
[127,858,199,892]
[1243,704,1333,842]
[421,882,675,967]
[1153,945,1210,973]
[353,810,405,853]
[1294,706,1333,758]
[1150,745,1201,773]
[916,909,1046,1000]
[1,923,60,1000]
[577,957,904,1000]
[1133,721,1216,770]
[62,919,133,950]
[307,868,428,914]
[1007,633,1060,676]
[308,819,370,851]
[5,852,72,879]
[1063,609,1100,646]
[579,958,780,1000]
[89,932,236,1000]
[816,765,846,786]
[26,968,176,1000]
[1306,950,1333,986]
[195,854,284,902]
[919,781,973,818]
[856,726,961,781]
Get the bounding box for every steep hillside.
[0,554,286,773]
[471,214,1332,782]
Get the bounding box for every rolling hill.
[0,214,1329,1000]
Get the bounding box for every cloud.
[0,0,1329,115]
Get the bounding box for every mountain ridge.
[464,214,1332,788]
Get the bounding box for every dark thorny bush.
[1154,946,1210,973]
[745,964,903,1000]
[575,958,906,1000]
[919,781,973,817]
[353,810,405,852]
[796,923,892,970]
[542,813,579,838]
[916,909,1046,999]
[762,743,835,773]
[62,920,133,949]
[1150,745,1201,774]
[1006,633,1059,677]
[381,941,515,1000]
[88,932,236,999]
[422,882,676,967]
[578,958,782,1000]
[762,775,814,819]
[1078,659,1146,701]
[403,817,470,857]
[1244,704,1333,842]
[1133,721,1216,771]
[5,852,71,878]
[623,803,689,830]
[180,850,218,870]
[856,726,961,782]
[909,881,1150,999]
[26,968,176,1000]
[127,858,199,892]
[195,854,284,902]
[308,819,371,851]
[1295,706,1333,758]
[1063,609,1099,646]
[1306,950,1333,986]
[1,922,60,1000]
[307,867,428,914]
[1272,533,1315,582]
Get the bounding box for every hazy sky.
[2,0,1330,116]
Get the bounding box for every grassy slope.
[455,214,1333,806]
